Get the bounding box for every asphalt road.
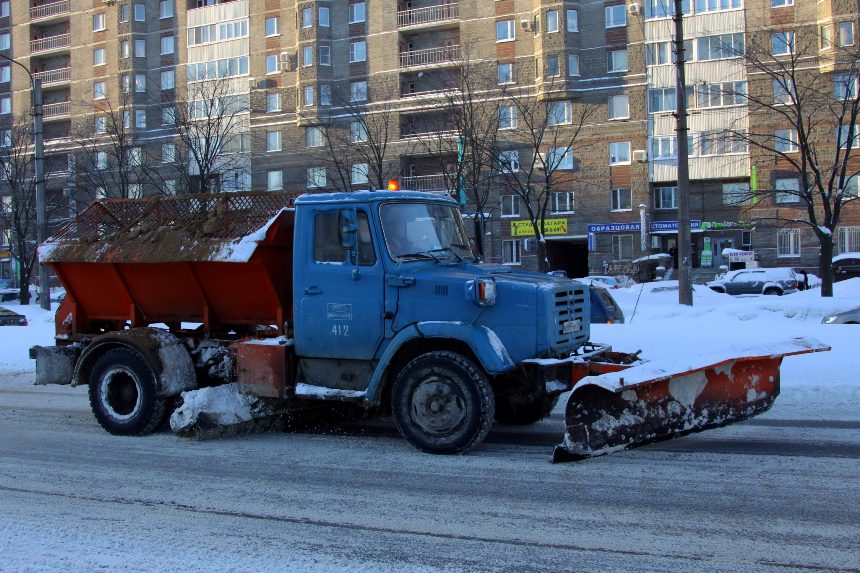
[1,383,858,573]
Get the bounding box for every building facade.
[2,0,858,278]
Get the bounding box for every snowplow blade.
[553,337,830,462]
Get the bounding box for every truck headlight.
[475,278,496,307]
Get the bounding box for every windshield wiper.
[396,251,442,263]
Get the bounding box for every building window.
[160,70,175,90]
[697,33,744,61]
[839,22,855,46]
[551,191,574,213]
[135,110,146,128]
[162,107,175,125]
[302,7,313,27]
[320,84,331,106]
[161,36,175,55]
[265,17,279,36]
[266,130,282,152]
[773,79,793,105]
[187,56,249,82]
[605,5,626,28]
[350,121,368,143]
[771,0,793,6]
[498,63,514,84]
[498,106,517,129]
[777,229,800,257]
[127,147,142,167]
[319,6,330,27]
[612,235,633,261]
[159,0,174,19]
[0,33,9,51]
[546,10,559,33]
[837,125,860,149]
[94,116,106,134]
[267,93,282,112]
[844,175,859,198]
[307,167,326,189]
[135,73,146,92]
[120,4,129,22]
[267,170,283,191]
[305,126,323,148]
[95,151,108,170]
[93,48,106,66]
[300,85,313,106]
[496,20,515,42]
[548,147,573,170]
[0,1,8,18]
[608,95,629,120]
[94,81,106,100]
[546,54,560,77]
[501,195,520,217]
[722,182,750,205]
[611,188,631,211]
[93,13,106,32]
[608,50,628,73]
[122,110,131,128]
[696,0,742,13]
[350,81,368,102]
[650,135,677,160]
[837,226,860,253]
[835,74,858,100]
[319,46,331,66]
[349,2,366,24]
[566,9,578,32]
[502,240,521,265]
[303,46,314,67]
[700,131,747,155]
[609,142,631,165]
[654,186,678,209]
[499,150,519,173]
[163,180,176,195]
[121,74,131,93]
[121,40,130,59]
[349,41,367,62]
[161,144,175,163]
[351,163,368,185]
[775,178,799,203]
[568,54,580,76]
[547,100,572,125]
[265,54,279,74]
[134,4,145,21]
[820,25,832,50]
[696,81,745,108]
[771,32,795,55]
[775,128,799,153]
[0,96,10,114]
[134,39,146,58]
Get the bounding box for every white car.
[706,267,803,296]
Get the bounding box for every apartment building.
[2,0,858,277]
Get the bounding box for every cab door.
[294,208,384,360]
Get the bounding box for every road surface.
[1,380,858,573]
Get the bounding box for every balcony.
[30,0,71,22]
[400,45,461,70]
[400,174,450,195]
[42,101,70,120]
[397,3,459,30]
[33,67,70,87]
[30,33,71,55]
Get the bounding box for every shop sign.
[701,221,753,230]
[701,237,713,267]
[586,220,701,233]
[511,218,568,237]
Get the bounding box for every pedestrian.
[799,270,809,291]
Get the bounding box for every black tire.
[88,348,166,436]
[391,351,494,454]
[495,394,559,425]
[763,288,782,296]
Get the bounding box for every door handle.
[304,286,322,295]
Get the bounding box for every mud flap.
[553,337,830,462]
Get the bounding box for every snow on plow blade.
[553,337,830,462]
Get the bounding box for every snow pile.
[169,383,270,433]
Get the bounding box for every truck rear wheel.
[391,351,494,455]
[88,348,166,436]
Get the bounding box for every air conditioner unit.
[520,19,533,32]
[279,52,295,71]
[632,149,648,162]
[628,3,641,15]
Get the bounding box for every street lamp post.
[0,54,50,310]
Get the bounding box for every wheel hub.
[411,376,466,435]
[101,367,143,421]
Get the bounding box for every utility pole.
[673,0,693,306]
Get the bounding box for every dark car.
[833,255,860,282]
[589,285,625,324]
[706,267,802,296]
[0,306,28,326]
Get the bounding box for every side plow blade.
[553,337,830,462]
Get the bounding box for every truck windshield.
[380,202,475,262]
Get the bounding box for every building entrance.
[545,237,589,277]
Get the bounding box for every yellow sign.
[511,219,569,237]
[0,250,10,259]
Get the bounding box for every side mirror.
[338,208,357,250]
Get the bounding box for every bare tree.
[0,118,65,304]
[495,90,597,273]
[173,77,251,194]
[726,29,860,296]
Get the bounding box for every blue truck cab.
[291,191,590,454]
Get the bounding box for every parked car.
[822,307,860,324]
[0,286,40,303]
[578,275,622,289]
[706,267,802,296]
[0,306,27,326]
[832,254,860,282]
[588,284,625,324]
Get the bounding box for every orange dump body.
[42,192,298,338]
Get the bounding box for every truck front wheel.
[391,351,494,455]
[88,348,166,436]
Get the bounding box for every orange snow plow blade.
[553,337,830,462]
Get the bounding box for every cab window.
[313,211,376,265]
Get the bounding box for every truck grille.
[548,285,589,354]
